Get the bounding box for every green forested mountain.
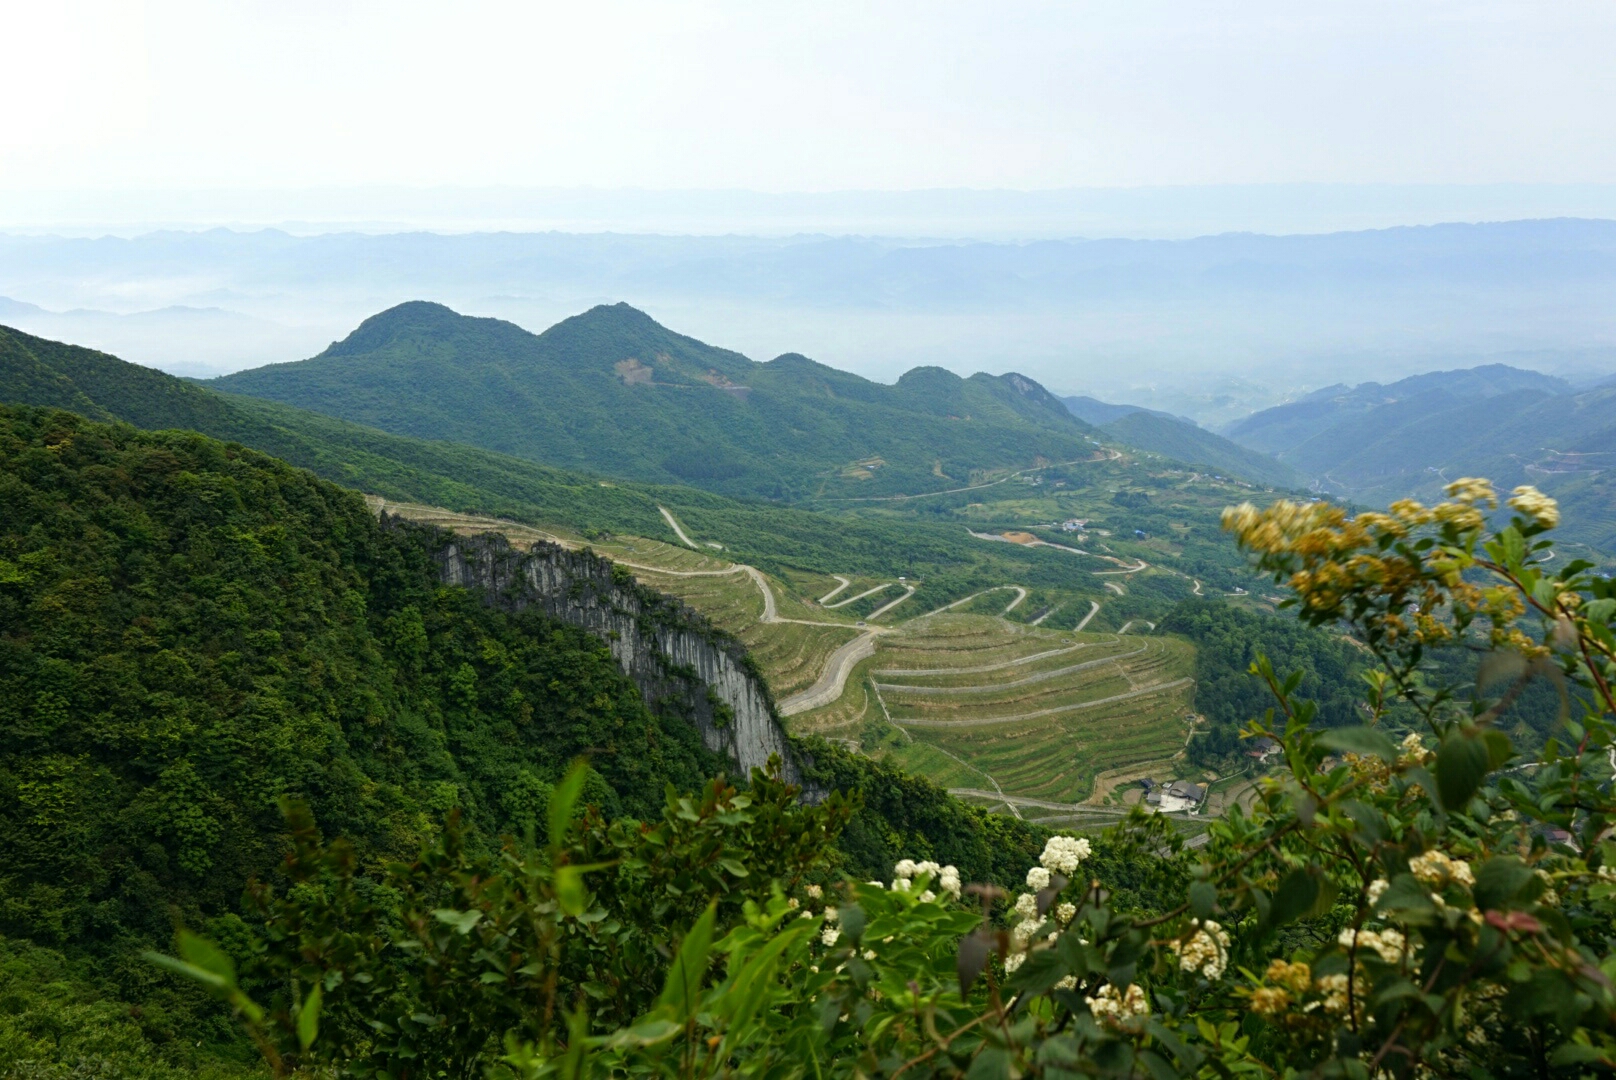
[0,323,1224,613]
[209,302,1099,500]
[0,402,1053,1076]
[1095,410,1302,489]
[1222,364,1616,553]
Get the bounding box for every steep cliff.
[390,515,803,783]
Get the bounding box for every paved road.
[825,583,891,609]
[1001,586,1028,613]
[868,586,917,619]
[658,505,700,549]
[817,575,852,604]
[1074,600,1102,630]
[777,631,883,715]
[914,584,1025,620]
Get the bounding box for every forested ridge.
[209,301,1099,502]
[0,403,1050,1077]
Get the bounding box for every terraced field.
[372,498,1200,815]
[790,614,1195,808]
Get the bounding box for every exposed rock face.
[389,516,801,783]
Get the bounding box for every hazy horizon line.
[10,182,1616,241]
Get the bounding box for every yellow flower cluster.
[1265,959,1313,995]
[1220,482,1534,649]
[1508,485,1560,529]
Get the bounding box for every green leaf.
[657,901,717,1020]
[1470,856,1534,912]
[554,866,588,918]
[1188,881,1217,920]
[144,952,228,992]
[177,930,238,986]
[1435,733,1491,811]
[838,903,866,944]
[1269,868,1321,927]
[1481,729,1516,770]
[431,908,484,935]
[548,759,590,849]
[297,982,322,1051]
[1316,726,1398,761]
[1340,800,1387,843]
[718,921,816,1033]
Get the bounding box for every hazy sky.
[7,1,1616,194]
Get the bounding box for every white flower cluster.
[1397,732,1430,766]
[892,858,961,899]
[1040,835,1092,876]
[1366,878,1390,906]
[1338,926,1406,963]
[1056,902,1077,926]
[1409,850,1474,889]
[1085,983,1149,1025]
[1026,866,1052,890]
[1509,485,1560,529]
[805,884,822,899]
[1173,919,1230,980]
[1314,973,1352,1016]
[820,905,841,946]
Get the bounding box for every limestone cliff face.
[388,516,801,783]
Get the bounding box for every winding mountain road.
[1074,600,1102,631]
[817,576,852,604]
[658,506,700,549]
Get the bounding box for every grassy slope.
[208,301,1101,501]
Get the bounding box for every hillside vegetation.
[1224,363,1616,555]
[210,301,1102,501]
[1096,410,1303,489]
[0,403,1064,1075]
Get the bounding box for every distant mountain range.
[1222,364,1616,553]
[210,301,1109,502]
[1061,396,1304,489]
[7,218,1616,414]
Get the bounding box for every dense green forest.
[209,302,1102,502]
[0,403,1060,1076]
